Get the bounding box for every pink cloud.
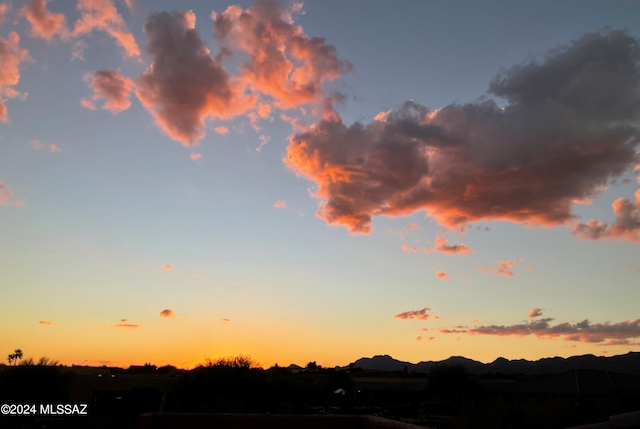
[31,140,43,150]
[0,5,7,24]
[256,134,270,152]
[528,308,543,318]
[404,223,420,230]
[273,200,286,208]
[83,70,135,113]
[136,11,255,146]
[212,1,352,113]
[215,126,229,135]
[436,271,451,280]
[162,264,174,270]
[401,243,419,253]
[0,181,24,206]
[72,0,140,58]
[477,258,523,277]
[190,152,201,161]
[394,307,431,321]
[0,31,31,122]
[20,0,69,42]
[572,189,640,242]
[159,309,174,318]
[38,320,55,325]
[284,30,640,235]
[440,317,640,344]
[423,237,473,255]
[80,98,97,110]
[49,144,61,153]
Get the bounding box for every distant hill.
[350,352,640,374]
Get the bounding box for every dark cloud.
[136,11,254,146]
[528,308,543,318]
[440,317,640,343]
[285,29,640,237]
[159,309,174,318]
[394,307,431,320]
[423,237,473,255]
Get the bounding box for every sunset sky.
[1,0,640,369]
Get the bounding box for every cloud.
[0,32,31,122]
[72,0,140,58]
[440,317,640,343]
[190,152,201,161]
[477,258,523,277]
[212,0,352,113]
[256,134,270,152]
[80,98,97,110]
[83,70,135,113]
[159,309,174,318]
[0,181,24,206]
[416,336,422,341]
[113,318,139,328]
[394,307,431,321]
[436,271,450,280]
[423,237,473,255]
[214,126,229,135]
[572,189,640,242]
[221,318,231,322]
[72,40,88,61]
[284,29,640,235]
[273,200,286,208]
[404,223,420,230]
[136,11,254,146]
[628,264,640,272]
[20,0,69,42]
[0,4,7,24]
[401,243,419,253]
[528,308,543,318]
[49,143,62,152]
[162,264,174,270]
[38,320,55,325]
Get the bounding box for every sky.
[1,0,640,369]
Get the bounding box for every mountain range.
[348,352,640,374]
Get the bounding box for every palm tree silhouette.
[14,349,23,365]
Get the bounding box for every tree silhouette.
[14,349,23,364]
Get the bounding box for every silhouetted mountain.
[349,352,640,374]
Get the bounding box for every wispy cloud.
[190,152,201,161]
[38,320,55,325]
[477,258,523,277]
[0,181,24,206]
[423,237,473,255]
[401,243,419,253]
[273,200,286,208]
[113,318,139,328]
[394,307,431,321]
[162,264,174,270]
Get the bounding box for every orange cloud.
[423,237,473,255]
[0,31,31,122]
[136,11,255,146]
[394,307,431,321]
[49,144,61,153]
[38,320,55,325]
[441,317,640,344]
[221,318,231,322]
[83,70,135,113]
[436,271,450,280]
[404,223,420,230]
[159,309,174,318]
[416,336,422,341]
[572,189,640,242]
[477,258,523,277]
[273,200,286,208]
[162,264,174,270]
[212,0,352,112]
[80,98,97,110]
[284,30,640,236]
[190,152,201,161]
[72,0,139,58]
[20,0,69,41]
[0,5,7,24]
[528,308,543,318]
[214,126,229,135]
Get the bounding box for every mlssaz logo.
[40,404,88,415]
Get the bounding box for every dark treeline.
[1,355,639,429]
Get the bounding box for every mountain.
[349,352,640,374]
